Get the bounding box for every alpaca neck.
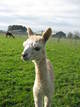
[33,52,48,82]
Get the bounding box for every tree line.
[52,31,80,39]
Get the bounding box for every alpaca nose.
[22,53,28,58]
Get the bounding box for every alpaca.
[6,32,15,38]
[21,27,54,107]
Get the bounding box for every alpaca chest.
[33,77,52,95]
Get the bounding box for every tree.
[67,32,73,39]
[74,32,80,40]
[52,31,66,42]
[8,25,27,35]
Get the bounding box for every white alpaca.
[22,28,54,107]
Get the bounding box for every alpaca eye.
[34,47,41,51]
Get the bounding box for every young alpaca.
[22,28,54,107]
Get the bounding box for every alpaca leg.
[44,96,51,107]
[33,87,43,107]
[33,94,43,107]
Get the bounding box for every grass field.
[0,35,80,107]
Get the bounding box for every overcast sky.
[0,0,80,33]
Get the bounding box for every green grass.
[0,35,80,107]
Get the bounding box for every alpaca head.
[21,27,52,61]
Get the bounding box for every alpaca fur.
[22,27,54,107]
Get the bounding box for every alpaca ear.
[43,28,52,42]
[27,27,34,37]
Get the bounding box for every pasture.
[0,35,80,107]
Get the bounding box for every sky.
[0,0,80,33]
